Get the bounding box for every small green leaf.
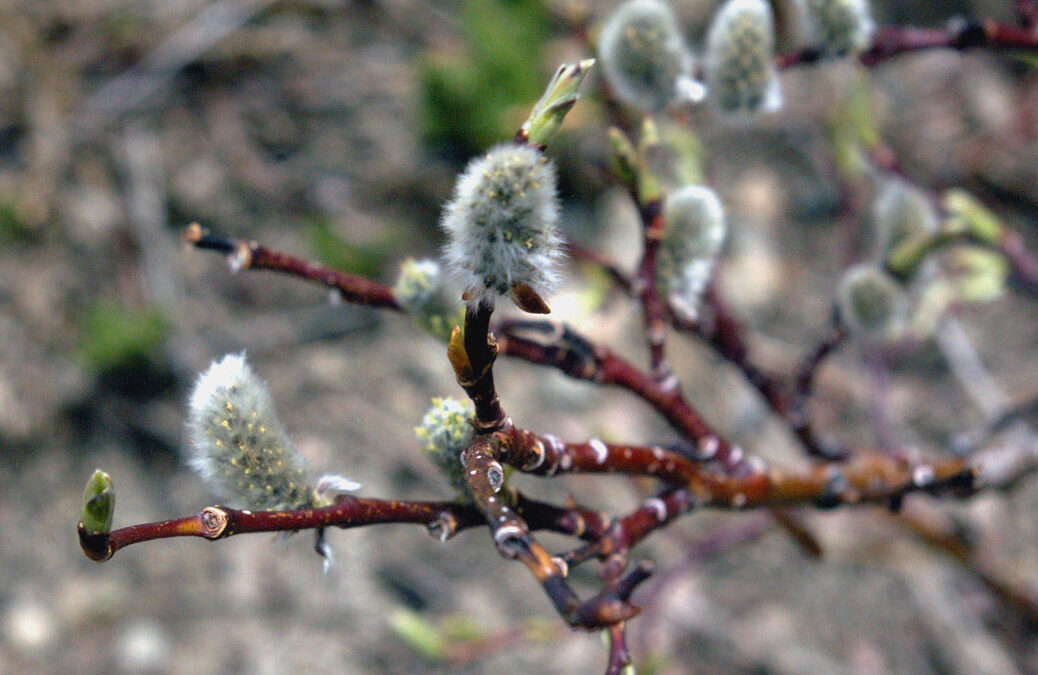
[1011,52,1038,69]
[636,118,663,205]
[520,59,595,147]
[607,126,639,189]
[942,190,1004,245]
[946,247,1009,304]
[81,470,115,534]
[389,609,447,661]
[657,121,704,186]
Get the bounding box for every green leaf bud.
[800,0,874,56]
[598,0,701,112]
[187,353,340,511]
[945,247,1009,304]
[657,185,726,321]
[81,469,115,534]
[389,609,447,661]
[393,258,465,341]
[705,0,782,116]
[607,126,640,189]
[837,264,909,340]
[441,144,563,311]
[942,189,1004,245]
[520,59,596,147]
[414,397,474,496]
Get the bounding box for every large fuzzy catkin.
[598,0,696,112]
[800,0,874,56]
[441,144,562,310]
[187,353,318,510]
[657,185,726,321]
[705,0,782,116]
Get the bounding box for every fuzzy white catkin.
[187,353,318,510]
[705,0,782,116]
[657,185,726,321]
[441,144,562,309]
[392,258,465,341]
[837,264,909,340]
[873,179,938,261]
[414,397,474,496]
[800,0,874,56]
[598,0,697,112]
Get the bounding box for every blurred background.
[0,1,1035,673]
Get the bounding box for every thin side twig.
[185,224,401,309]
[78,490,610,562]
[776,21,1038,70]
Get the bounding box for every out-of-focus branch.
[777,21,1038,70]
[897,503,1038,624]
[605,622,633,675]
[566,245,833,459]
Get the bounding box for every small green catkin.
[188,353,343,510]
[837,264,908,340]
[705,0,782,116]
[392,258,465,341]
[414,397,474,497]
[873,179,938,261]
[657,185,727,321]
[441,144,562,310]
[598,0,698,112]
[800,0,874,56]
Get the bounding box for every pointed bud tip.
[510,282,552,314]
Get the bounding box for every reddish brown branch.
[77,490,608,562]
[496,319,755,473]
[566,245,832,458]
[897,505,1038,624]
[452,305,507,430]
[790,318,850,458]
[1017,0,1038,28]
[185,223,400,309]
[500,424,976,516]
[777,21,1038,70]
[633,200,675,384]
[605,622,633,675]
[999,228,1038,297]
[559,447,976,571]
[565,242,633,293]
[692,285,788,411]
[78,496,481,562]
[461,433,645,629]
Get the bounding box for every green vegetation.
[419,0,555,155]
